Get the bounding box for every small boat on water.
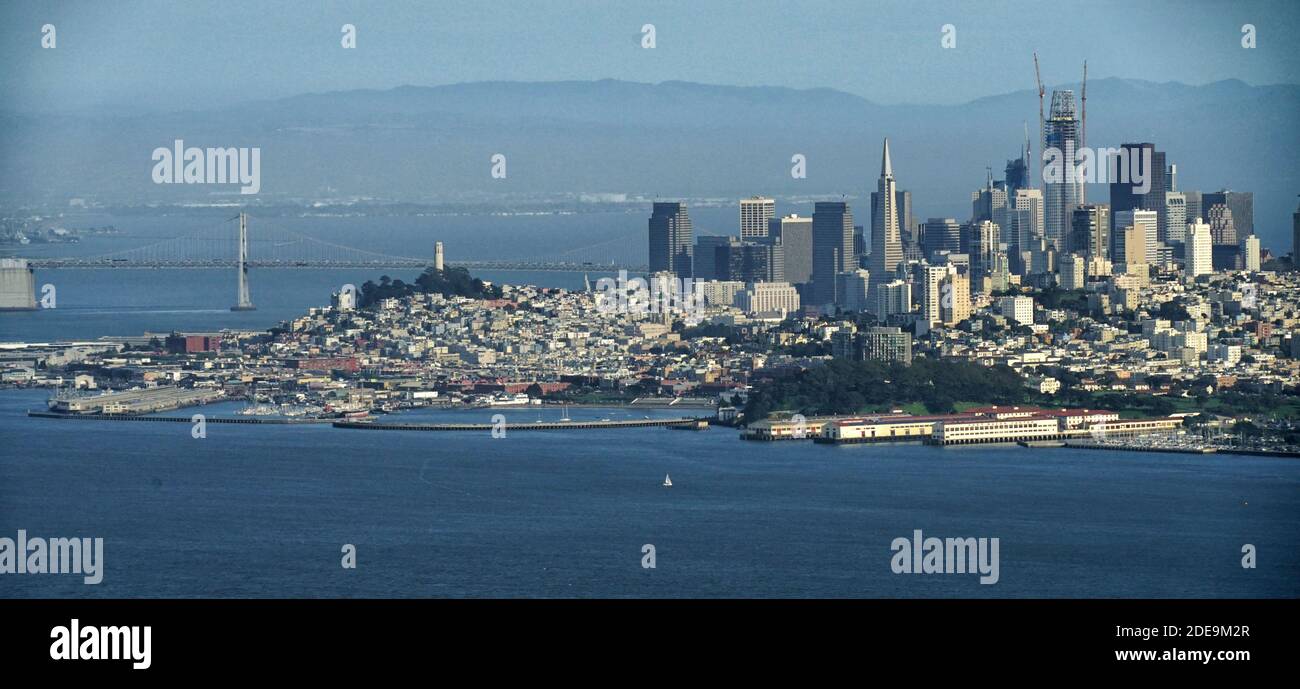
[663,474,672,487]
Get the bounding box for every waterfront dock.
[333,417,706,431]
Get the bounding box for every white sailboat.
[663,474,672,487]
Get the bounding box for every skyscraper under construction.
[1043,90,1083,252]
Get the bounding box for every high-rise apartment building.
[1070,204,1110,260]
[875,280,912,320]
[1059,253,1086,290]
[1240,234,1261,272]
[836,269,872,313]
[859,327,913,365]
[996,296,1034,326]
[921,260,970,327]
[1113,209,1156,265]
[967,220,999,289]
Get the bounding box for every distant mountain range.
[1,77,1297,249]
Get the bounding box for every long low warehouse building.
[929,416,1185,446]
[815,414,985,444]
[800,405,1185,446]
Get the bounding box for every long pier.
[28,410,710,431]
[333,417,708,431]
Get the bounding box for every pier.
[333,417,706,431]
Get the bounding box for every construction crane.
[1080,60,1088,203]
[1081,60,1088,150]
[1033,52,1044,189]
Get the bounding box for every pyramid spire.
[881,138,893,178]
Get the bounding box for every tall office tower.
[1294,197,1300,264]
[1186,219,1213,277]
[968,220,999,288]
[717,238,784,283]
[1006,154,1030,197]
[836,269,872,312]
[1207,204,1237,245]
[1043,90,1083,250]
[1059,253,1086,290]
[1114,209,1157,263]
[921,218,962,259]
[1007,188,1044,263]
[1106,143,1165,231]
[812,201,854,306]
[875,279,912,319]
[1184,191,1202,227]
[740,196,776,239]
[1027,236,1057,276]
[971,173,1009,243]
[648,202,693,279]
[692,235,732,281]
[1241,234,1261,272]
[1164,192,1187,244]
[1202,190,1253,237]
[759,239,785,282]
[869,139,904,302]
[770,214,814,286]
[1070,204,1110,260]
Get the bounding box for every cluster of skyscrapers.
[649,94,1267,328]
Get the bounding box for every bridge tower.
[230,212,256,311]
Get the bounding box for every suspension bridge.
[11,213,647,310]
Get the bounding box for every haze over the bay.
[2,0,1298,248]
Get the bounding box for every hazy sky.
[3,0,1298,113]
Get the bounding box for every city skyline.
[3,0,1299,641]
